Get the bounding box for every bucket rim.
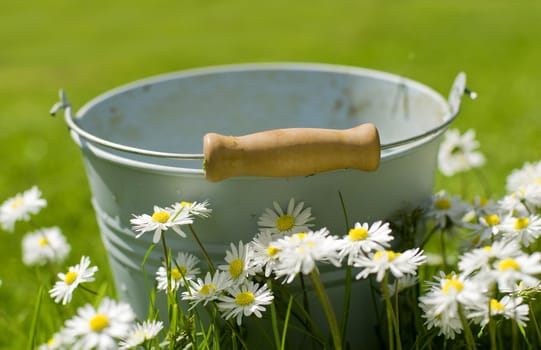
[66,62,459,172]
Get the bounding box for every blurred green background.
[1,0,540,347]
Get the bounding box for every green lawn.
[1,0,541,348]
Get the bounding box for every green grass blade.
[27,285,43,350]
[280,295,294,350]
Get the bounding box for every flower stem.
[420,224,441,249]
[488,314,497,350]
[381,273,402,350]
[340,265,352,342]
[512,320,518,350]
[160,232,171,294]
[188,224,215,273]
[440,230,448,271]
[338,191,352,342]
[309,269,342,350]
[458,305,477,350]
[473,167,491,198]
[529,301,541,346]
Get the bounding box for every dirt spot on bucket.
[347,100,371,118]
[108,113,124,130]
[333,98,344,112]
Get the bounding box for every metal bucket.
[53,63,467,347]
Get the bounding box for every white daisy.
[0,186,47,232]
[354,248,426,282]
[272,229,342,284]
[38,331,69,350]
[468,296,529,327]
[155,252,200,292]
[474,212,503,243]
[49,256,98,305]
[62,297,135,350]
[182,271,232,308]
[437,128,485,177]
[425,191,471,228]
[168,205,195,238]
[130,205,193,243]
[118,320,163,349]
[257,198,315,235]
[130,206,173,243]
[499,214,541,247]
[458,240,521,276]
[249,231,283,277]
[498,193,529,217]
[419,273,484,339]
[218,241,256,283]
[506,160,541,193]
[172,200,212,219]
[22,227,71,266]
[492,253,541,292]
[387,275,419,296]
[512,183,541,210]
[217,280,274,326]
[470,196,500,217]
[338,221,394,265]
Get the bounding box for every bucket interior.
[74,63,451,169]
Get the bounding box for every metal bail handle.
[203,123,381,182]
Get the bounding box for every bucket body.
[68,63,454,347]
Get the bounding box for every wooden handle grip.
[203,123,380,182]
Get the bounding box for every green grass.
[1,0,541,348]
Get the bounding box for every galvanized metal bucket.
[53,63,468,347]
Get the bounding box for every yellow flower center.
[373,250,400,262]
[276,214,295,232]
[151,211,170,223]
[179,201,192,208]
[442,279,464,294]
[10,198,24,209]
[294,232,307,240]
[267,246,280,257]
[64,271,78,285]
[483,246,492,252]
[484,214,500,226]
[490,298,505,312]
[499,258,520,271]
[514,217,530,230]
[478,197,489,207]
[39,238,49,246]
[235,291,255,306]
[200,284,216,295]
[229,258,243,278]
[47,338,55,346]
[89,314,109,332]
[171,266,187,280]
[349,227,369,241]
[435,198,451,210]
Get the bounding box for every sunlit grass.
[1,0,541,348]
